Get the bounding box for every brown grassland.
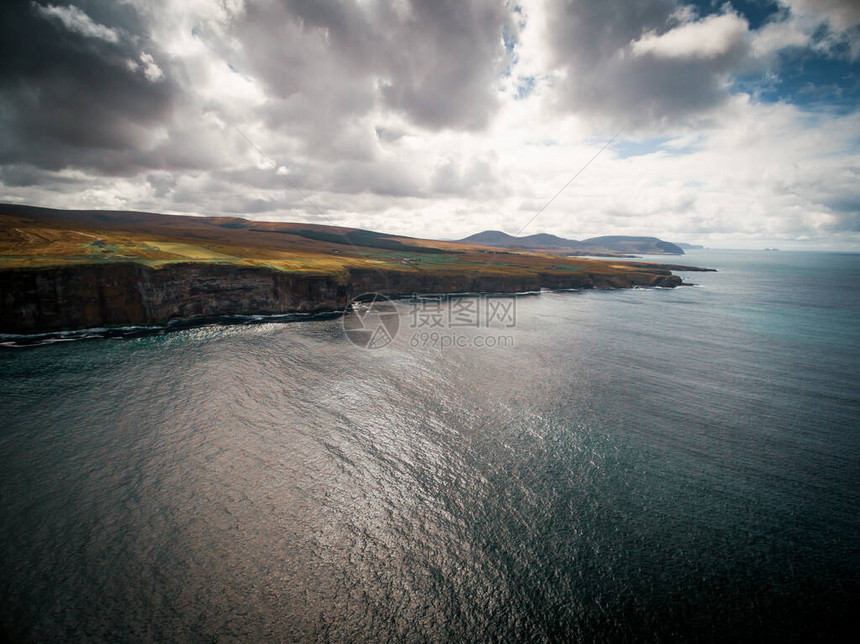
[0,205,700,281]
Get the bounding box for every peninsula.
[458,231,686,255]
[0,204,713,334]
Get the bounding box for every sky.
[1,0,859,249]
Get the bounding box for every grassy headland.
[0,204,713,333]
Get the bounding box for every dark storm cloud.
[0,0,180,173]
[0,163,80,187]
[229,0,509,138]
[544,0,753,128]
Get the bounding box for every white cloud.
[751,17,811,58]
[782,0,860,31]
[139,52,164,82]
[123,52,165,83]
[32,3,120,43]
[631,11,750,60]
[776,0,860,59]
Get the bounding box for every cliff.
[0,204,710,334]
[0,263,347,334]
[0,262,682,334]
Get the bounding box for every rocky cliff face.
[347,268,542,297]
[536,270,681,290]
[0,262,682,334]
[348,267,680,295]
[0,263,349,333]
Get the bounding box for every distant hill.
[581,236,684,255]
[458,231,684,255]
[460,230,584,250]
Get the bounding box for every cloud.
[782,0,860,31]
[221,0,510,139]
[543,1,759,128]
[431,155,498,197]
[774,0,860,59]
[631,11,750,60]
[329,159,424,197]
[751,17,811,58]
[125,52,165,83]
[376,0,510,129]
[139,52,165,82]
[33,2,120,43]
[0,1,180,172]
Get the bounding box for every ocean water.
[1,250,858,642]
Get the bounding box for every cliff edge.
[0,262,684,334]
[0,205,711,334]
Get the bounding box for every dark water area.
[1,250,858,642]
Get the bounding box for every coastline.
[0,260,713,335]
[0,205,716,336]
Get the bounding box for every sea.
[1,249,858,642]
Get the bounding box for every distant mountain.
[459,230,517,246]
[461,230,584,250]
[581,236,684,255]
[675,242,704,249]
[458,231,684,255]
